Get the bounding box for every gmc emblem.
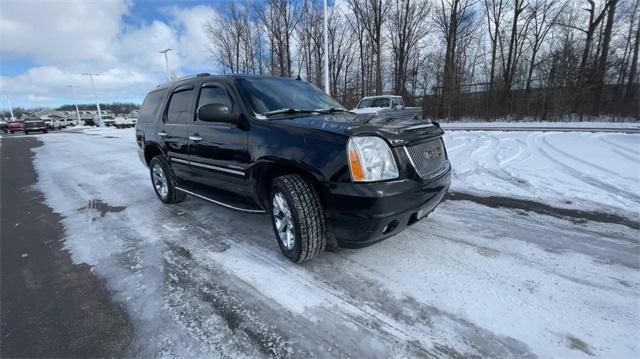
[424,146,442,160]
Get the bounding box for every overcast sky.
[0,0,233,109]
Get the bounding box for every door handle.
[158,131,167,137]
[189,136,203,141]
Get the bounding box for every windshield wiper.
[262,108,319,117]
[316,108,351,114]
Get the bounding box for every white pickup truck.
[351,95,422,118]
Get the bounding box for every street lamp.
[323,0,330,95]
[4,95,16,122]
[81,73,103,127]
[67,85,82,124]
[159,48,172,81]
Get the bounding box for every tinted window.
[140,90,166,123]
[197,86,233,113]
[236,77,344,114]
[166,89,194,124]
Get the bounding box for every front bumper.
[326,164,451,248]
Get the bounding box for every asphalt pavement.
[0,136,131,357]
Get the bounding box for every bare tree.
[524,0,566,92]
[483,0,506,92]
[349,0,390,95]
[388,0,431,98]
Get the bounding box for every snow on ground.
[24,127,640,358]
[440,121,639,129]
[444,131,640,219]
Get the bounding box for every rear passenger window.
[140,90,166,123]
[166,89,194,124]
[197,86,233,113]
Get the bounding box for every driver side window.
[197,86,233,114]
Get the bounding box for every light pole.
[4,95,16,122]
[81,73,103,127]
[323,0,330,95]
[159,48,172,81]
[67,85,82,124]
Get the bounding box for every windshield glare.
[237,77,345,115]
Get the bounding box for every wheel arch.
[143,142,165,166]
[250,159,328,212]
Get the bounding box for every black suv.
[136,74,450,262]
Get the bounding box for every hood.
[280,112,443,146]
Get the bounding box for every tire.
[270,174,326,263]
[149,156,186,204]
[24,131,29,135]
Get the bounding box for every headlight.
[348,136,399,182]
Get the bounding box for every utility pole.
[67,85,82,124]
[4,95,16,122]
[159,48,172,81]
[81,73,103,127]
[323,0,330,95]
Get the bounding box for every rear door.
[187,80,250,195]
[158,82,195,181]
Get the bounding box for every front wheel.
[270,174,326,263]
[149,156,186,204]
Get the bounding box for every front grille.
[405,139,447,178]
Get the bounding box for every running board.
[175,186,266,214]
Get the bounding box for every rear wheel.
[149,156,186,204]
[270,174,326,263]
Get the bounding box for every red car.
[7,121,24,133]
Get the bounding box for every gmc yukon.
[135,74,451,262]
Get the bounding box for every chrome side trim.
[169,157,245,176]
[189,161,245,176]
[175,186,266,214]
[171,157,189,165]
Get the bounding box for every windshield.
[236,77,345,115]
[357,97,390,109]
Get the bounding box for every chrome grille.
[405,139,447,178]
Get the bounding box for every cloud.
[0,0,128,64]
[27,94,52,103]
[0,0,219,108]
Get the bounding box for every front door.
[159,83,195,181]
[188,81,250,195]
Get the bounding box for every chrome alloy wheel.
[272,192,295,250]
[152,163,169,199]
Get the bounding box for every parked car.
[136,74,450,263]
[24,119,48,134]
[114,116,136,128]
[102,115,116,127]
[7,121,24,133]
[0,121,7,133]
[44,119,62,130]
[352,95,422,118]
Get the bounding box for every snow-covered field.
[444,131,640,219]
[441,121,640,129]
[25,127,640,358]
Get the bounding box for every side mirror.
[197,103,238,123]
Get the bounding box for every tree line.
[205,0,639,121]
